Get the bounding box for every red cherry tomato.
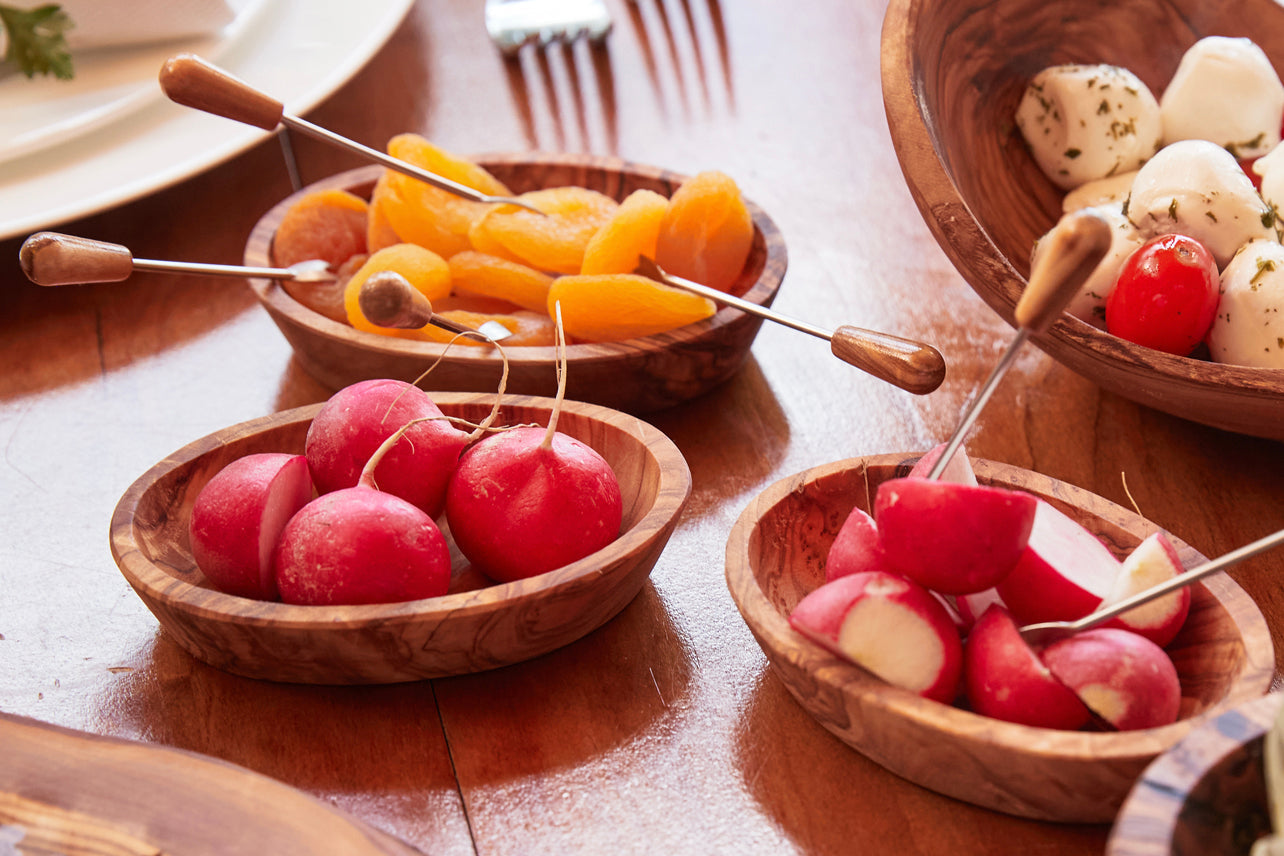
[1105,234,1220,357]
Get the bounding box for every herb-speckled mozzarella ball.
[1126,139,1278,268]
[1062,170,1138,214]
[1160,36,1284,159]
[1207,239,1284,368]
[1016,64,1162,190]
[1254,142,1284,213]
[1032,206,1144,327]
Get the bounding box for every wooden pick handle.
[19,232,134,286]
[358,271,434,329]
[831,327,946,395]
[159,53,284,131]
[1014,209,1113,332]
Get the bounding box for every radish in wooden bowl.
[110,392,690,684]
[244,152,790,414]
[724,452,1273,823]
[880,0,1284,440]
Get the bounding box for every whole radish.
[444,305,623,583]
[188,452,314,600]
[305,378,468,518]
[276,425,452,605]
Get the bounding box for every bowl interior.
[726,452,1274,821]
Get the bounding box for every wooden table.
[2,0,1282,852]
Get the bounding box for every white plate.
[0,0,415,241]
[0,0,268,164]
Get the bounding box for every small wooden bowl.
[109,393,691,684]
[244,154,788,414]
[1107,692,1283,856]
[881,0,1284,441]
[725,453,1275,823]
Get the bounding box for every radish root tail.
[542,301,568,450]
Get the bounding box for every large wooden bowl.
[881,0,1284,441]
[725,453,1275,823]
[1107,692,1283,855]
[109,392,691,684]
[244,154,788,414]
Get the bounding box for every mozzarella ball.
[1160,36,1284,158]
[1254,142,1284,213]
[1207,239,1284,367]
[1032,206,1144,327]
[1063,170,1138,214]
[1016,64,1162,190]
[1126,139,1278,268]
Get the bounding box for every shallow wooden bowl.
[1107,692,1283,855]
[881,0,1284,441]
[724,453,1274,823]
[109,392,691,684]
[244,154,788,414]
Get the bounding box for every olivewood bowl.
[1107,691,1283,856]
[109,392,691,684]
[724,453,1274,824]
[244,154,788,414]
[880,0,1284,441]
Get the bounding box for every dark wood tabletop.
[2,0,1283,853]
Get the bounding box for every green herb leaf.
[0,4,74,80]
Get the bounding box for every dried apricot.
[284,252,367,324]
[273,188,368,269]
[343,244,452,339]
[380,134,513,259]
[581,189,669,276]
[655,171,754,293]
[366,173,403,253]
[448,251,554,313]
[471,187,619,275]
[547,273,717,342]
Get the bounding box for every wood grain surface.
[881,0,1284,440]
[4,0,1284,853]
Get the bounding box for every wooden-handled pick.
[19,231,333,286]
[358,271,513,342]
[158,53,544,215]
[925,209,1113,479]
[634,256,946,395]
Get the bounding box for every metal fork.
[485,0,613,55]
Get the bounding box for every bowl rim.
[243,153,789,366]
[878,0,1284,393]
[108,391,693,630]
[725,452,1275,760]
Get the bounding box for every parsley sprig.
[1,4,73,80]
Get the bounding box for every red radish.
[995,499,1121,625]
[824,507,890,582]
[873,477,1038,595]
[275,424,451,606]
[1040,627,1181,731]
[907,442,979,486]
[305,378,468,518]
[188,452,313,600]
[443,304,623,583]
[789,570,963,704]
[955,586,1007,633]
[963,605,1091,730]
[1101,531,1191,648]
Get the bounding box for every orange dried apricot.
[448,251,554,313]
[283,252,367,324]
[655,170,754,293]
[366,173,403,253]
[580,188,669,276]
[342,244,452,339]
[471,187,619,275]
[547,273,717,342]
[380,134,513,259]
[273,188,369,269]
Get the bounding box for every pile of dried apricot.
[272,134,757,346]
